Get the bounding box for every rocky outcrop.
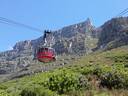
[53,18,95,55]
[13,40,32,51]
[98,17,128,50]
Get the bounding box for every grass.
[0,45,128,96]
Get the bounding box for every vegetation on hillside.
[0,46,128,96]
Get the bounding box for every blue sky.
[0,0,128,52]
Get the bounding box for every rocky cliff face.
[98,17,128,50]
[53,18,96,55]
[0,18,96,75]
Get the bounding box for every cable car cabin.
[37,47,56,63]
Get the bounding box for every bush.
[80,66,94,75]
[108,54,128,63]
[100,72,125,89]
[20,86,56,96]
[20,89,36,96]
[44,70,90,94]
[0,90,10,96]
[124,63,128,68]
[92,65,112,77]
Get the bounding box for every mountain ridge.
[0,17,128,79]
[0,18,96,76]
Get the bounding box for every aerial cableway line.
[0,16,56,63]
[0,16,43,33]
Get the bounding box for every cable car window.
[41,48,44,52]
[44,48,48,52]
[52,49,55,54]
[50,49,53,53]
[38,49,40,53]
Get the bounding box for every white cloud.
[8,46,13,50]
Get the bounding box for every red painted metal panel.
[37,48,56,62]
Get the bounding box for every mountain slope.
[98,17,128,50]
[0,15,128,95]
[0,45,128,96]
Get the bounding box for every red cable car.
[35,30,56,63]
[37,47,56,62]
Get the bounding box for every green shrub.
[20,89,36,96]
[0,84,8,90]
[92,65,112,77]
[93,67,103,77]
[80,66,94,75]
[0,90,10,96]
[124,63,128,68]
[108,54,128,63]
[20,86,56,96]
[100,72,125,89]
[44,70,90,94]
